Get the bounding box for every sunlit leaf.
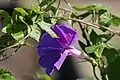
[11,31,24,41]
[85,43,106,55]
[0,68,15,80]
[37,21,58,38]
[19,16,31,33]
[73,4,108,11]
[2,24,12,33]
[85,45,97,54]
[29,24,41,42]
[39,0,52,7]
[32,6,43,14]
[99,12,112,27]
[111,15,120,27]
[14,8,28,17]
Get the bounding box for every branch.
[44,0,57,11]
[0,45,21,61]
[49,16,120,36]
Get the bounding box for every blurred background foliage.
[0,0,120,80]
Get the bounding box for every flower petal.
[54,49,70,70]
[37,33,63,56]
[45,68,54,76]
[51,24,78,46]
[39,54,60,68]
[51,25,69,46]
[68,46,88,58]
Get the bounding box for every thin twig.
[64,0,72,18]
[49,16,120,36]
[44,0,57,11]
[59,8,72,13]
[55,0,61,16]
[28,0,33,8]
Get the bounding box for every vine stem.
[49,16,120,36]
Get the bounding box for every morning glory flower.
[37,24,87,75]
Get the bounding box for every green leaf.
[2,23,27,34]
[0,10,4,14]
[98,33,113,43]
[14,8,28,17]
[2,24,12,33]
[32,6,43,14]
[39,0,52,7]
[0,34,16,54]
[78,40,87,52]
[19,16,31,33]
[73,6,91,11]
[99,12,112,27]
[103,48,119,65]
[111,15,120,27]
[85,43,106,54]
[0,10,12,30]
[0,68,15,80]
[107,55,120,80]
[31,15,38,22]
[37,21,58,38]
[90,29,98,45]
[11,31,24,41]
[29,24,41,42]
[85,45,97,54]
[73,4,108,11]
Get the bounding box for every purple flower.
[37,24,87,75]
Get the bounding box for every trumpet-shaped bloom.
[37,24,87,75]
